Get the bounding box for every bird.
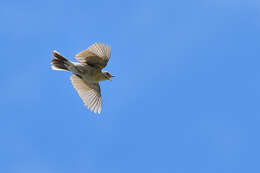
[51,42,114,114]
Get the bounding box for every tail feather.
[51,50,70,71]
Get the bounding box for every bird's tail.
[51,50,73,71]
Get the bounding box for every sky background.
[1,0,260,172]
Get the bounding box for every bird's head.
[102,71,115,81]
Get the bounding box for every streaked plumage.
[51,42,114,114]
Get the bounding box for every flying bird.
[51,42,114,114]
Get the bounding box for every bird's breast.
[79,66,104,82]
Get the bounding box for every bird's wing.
[70,75,102,114]
[75,42,111,69]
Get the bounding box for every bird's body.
[51,43,114,114]
[72,63,105,82]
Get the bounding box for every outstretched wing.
[75,42,111,69]
[70,75,102,114]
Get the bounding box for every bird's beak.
[109,75,115,81]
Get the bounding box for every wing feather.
[70,75,102,114]
[75,42,111,69]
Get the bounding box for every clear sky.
[1,0,260,172]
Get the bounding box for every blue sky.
[1,0,260,172]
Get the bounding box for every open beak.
[109,75,115,81]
